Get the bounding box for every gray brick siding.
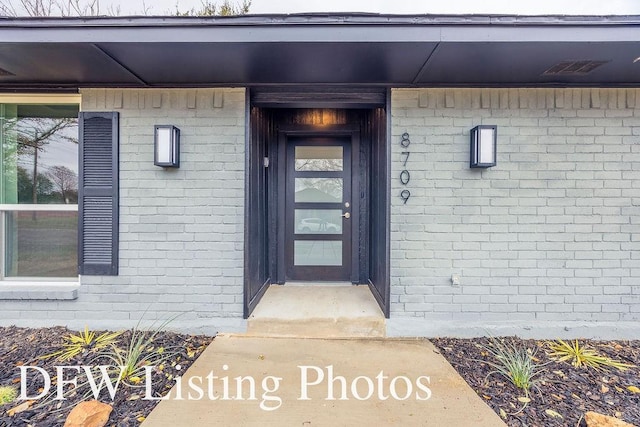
[388,88,640,338]
[0,88,247,334]
[1,87,638,339]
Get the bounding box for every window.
[0,96,80,280]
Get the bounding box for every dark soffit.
[0,14,640,89]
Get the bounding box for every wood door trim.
[250,87,387,109]
[350,130,361,283]
[278,124,360,135]
[247,104,389,317]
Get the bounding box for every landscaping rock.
[6,401,32,417]
[64,400,112,427]
[431,337,640,427]
[0,327,213,427]
[585,411,637,427]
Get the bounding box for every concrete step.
[247,284,386,338]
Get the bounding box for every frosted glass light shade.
[154,125,180,168]
[470,125,497,168]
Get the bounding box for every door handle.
[342,212,351,219]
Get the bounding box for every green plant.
[547,339,634,371]
[0,386,18,405]
[480,337,545,395]
[42,326,123,361]
[100,318,178,384]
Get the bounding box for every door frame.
[277,125,361,284]
[244,87,391,319]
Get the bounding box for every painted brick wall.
[0,88,246,334]
[2,87,638,339]
[388,88,640,338]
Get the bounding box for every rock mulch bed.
[0,326,213,426]
[432,337,640,427]
[1,328,638,426]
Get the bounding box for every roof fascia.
[0,15,640,43]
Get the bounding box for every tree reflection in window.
[2,106,79,205]
[295,178,343,203]
[0,103,79,277]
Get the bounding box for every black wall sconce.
[470,125,497,168]
[154,125,180,168]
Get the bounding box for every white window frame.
[0,94,81,284]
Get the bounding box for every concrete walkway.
[142,334,505,427]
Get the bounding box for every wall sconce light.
[154,125,180,168]
[470,125,497,168]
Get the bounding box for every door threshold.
[284,281,355,286]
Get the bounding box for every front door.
[285,137,353,281]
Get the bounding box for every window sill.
[0,282,79,300]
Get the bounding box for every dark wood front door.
[285,137,352,281]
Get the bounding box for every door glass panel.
[295,209,342,234]
[294,241,342,266]
[295,146,343,171]
[295,178,342,203]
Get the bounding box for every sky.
[99,0,640,16]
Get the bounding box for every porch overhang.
[1,14,640,90]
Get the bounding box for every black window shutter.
[78,112,119,276]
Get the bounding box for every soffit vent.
[543,60,609,76]
[0,67,15,77]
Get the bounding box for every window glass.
[295,146,343,171]
[1,104,79,204]
[294,209,342,235]
[294,241,342,266]
[0,102,79,279]
[5,211,78,277]
[295,178,343,203]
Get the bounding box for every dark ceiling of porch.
[0,14,639,89]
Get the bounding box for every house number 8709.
[400,132,411,204]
